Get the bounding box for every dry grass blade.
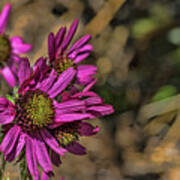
[85,0,126,37]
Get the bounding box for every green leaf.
[6,95,15,104]
[152,85,177,102]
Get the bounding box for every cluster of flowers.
[0,3,114,180]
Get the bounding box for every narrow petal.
[87,105,114,117]
[39,69,57,93]
[11,36,32,54]
[18,57,31,86]
[33,57,47,72]
[55,113,92,123]
[66,142,86,155]
[48,67,76,98]
[51,150,61,167]
[78,122,100,136]
[68,44,93,60]
[83,79,97,92]
[77,65,97,76]
[77,76,94,86]
[85,96,103,106]
[76,65,97,85]
[34,132,53,173]
[72,91,98,98]
[48,33,55,61]
[54,99,85,114]
[55,27,66,49]
[25,135,39,177]
[40,129,67,156]
[73,52,90,64]
[60,19,79,53]
[0,3,11,33]
[0,66,16,87]
[0,113,14,125]
[33,57,48,86]
[0,125,20,155]
[68,34,91,54]
[0,97,15,124]
[5,132,25,162]
[41,171,54,180]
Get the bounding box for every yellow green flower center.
[57,132,78,146]
[56,122,80,146]
[15,90,54,132]
[53,57,75,74]
[0,35,11,63]
[25,93,54,127]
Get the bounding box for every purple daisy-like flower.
[0,3,32,87]
[48,19,96,86]
[55,121,100,155]
[0,57,113,179]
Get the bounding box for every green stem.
[19,156,33,180]
[0,154,6,179]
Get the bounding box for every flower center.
[56,122,80,146]
[15,90,54,132]
[0,35,11,63]
[53,56,75,74]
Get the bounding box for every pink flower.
[55,121,100,155]
[0,3,32,87]
[48,19,96,86]
[0,57,113,179]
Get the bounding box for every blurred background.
[1,0,180,179]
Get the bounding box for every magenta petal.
[0,66,16,87]
[68,44,93,60]
[76,65,97,85]
[54,99,85,114]
[40,129,67,156]
[48,67,76,98]
[51,150,61,167]
[72,91,98,98]
[0,97,14,110]
[83,79,97,92]
[26,136,39,177]
[73,52,90,64]
[0,125,20,155]
[66,142,86,155]
[18,57,31,86]
[60,19,79,53]
[0,3,11,33]
[87,105,114,117]
[33,57,48,85]
[77,65,97,75]
[55,27,66,49]
[33,57,47,72]
[39,69,57,93]
[48,33,55,61]
[74,44,93,53]
[0,112,14,125]
[68,34,91,54]
[11,36,32,54]
[85,96,103,106]
[55,113,92,123]
[34,132,53,173]
[78,122,100,136]
[5,132,25,162]
[0,97,15,124]
[41,172,50,180]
